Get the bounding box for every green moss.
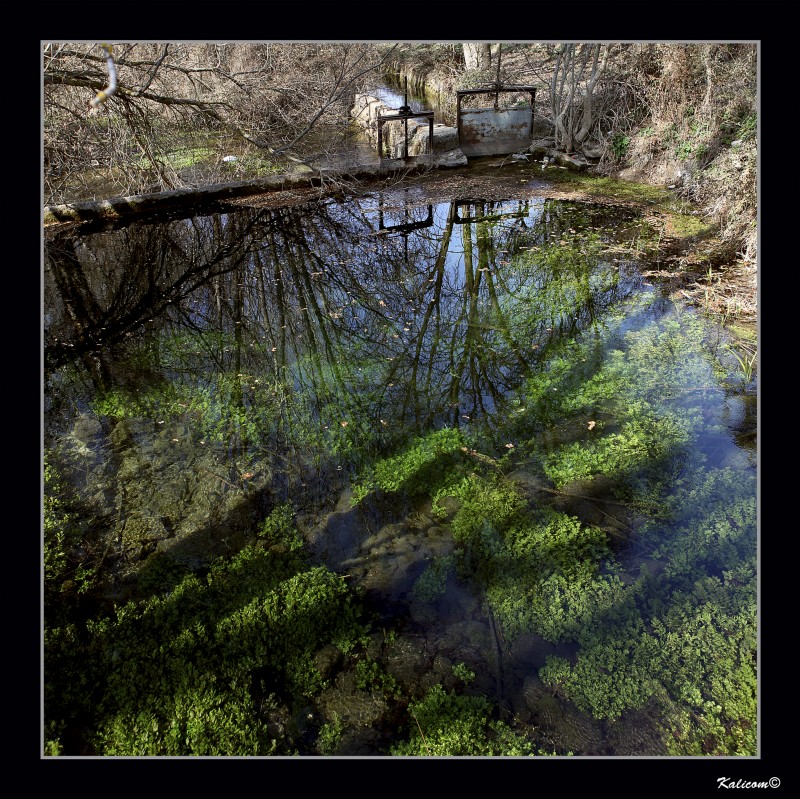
[665,211,713,239]
[545,169,673,205]
[166,146,215,170]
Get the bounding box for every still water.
[44,186,757,756]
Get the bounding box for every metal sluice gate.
[377,77,434,169]
[456,84,536,158]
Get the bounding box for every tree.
[549,43,609,154]
[43,42,397,203]
[462,43,491,71]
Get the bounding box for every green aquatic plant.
[538,567,756,755]
[354,658,401,699]
[518,308,729,516]
[449,475,526,548]
[412,555,455,602]
[258,502,303,552]
[431,467,626,644]
[45,528,366,755]
[351,427,467,505]
[655,580,757,756]
[490,564,627,644]
[46,188,757,756]
[645,467,756,580]
[390,684,538,757]
[528,462,755,751]
[44,454,101,611]
[418,294,758,753]
[316,713,345,755]
[542,413,691,490]
[44,455,72,595]
[452,662,475,683]
[727,343,757,384]
[90,329,394,469]
[539,632,658,720]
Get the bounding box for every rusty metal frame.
[378,204,434,235]
[374,197,434,267]
[452,199,530,225]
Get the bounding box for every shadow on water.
[43,186,757,756]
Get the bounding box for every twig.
[485,602,506,715]
[410,710,432,756]
[461,447,638,533]
[198,466,240,490]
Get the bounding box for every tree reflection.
[44,193,639,506]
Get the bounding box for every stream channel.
[44,176,757,756]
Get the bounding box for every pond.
[43,182,757,757]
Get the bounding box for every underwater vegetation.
[44,195,755,756]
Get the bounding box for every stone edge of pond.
[42,157,469,228]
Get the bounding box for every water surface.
[44,187,757,756]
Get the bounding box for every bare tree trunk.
[702,43,718,112]
[463,43,491,71]
[551,43,609,154]
[552,44,577,151]
[575,44,608,146]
